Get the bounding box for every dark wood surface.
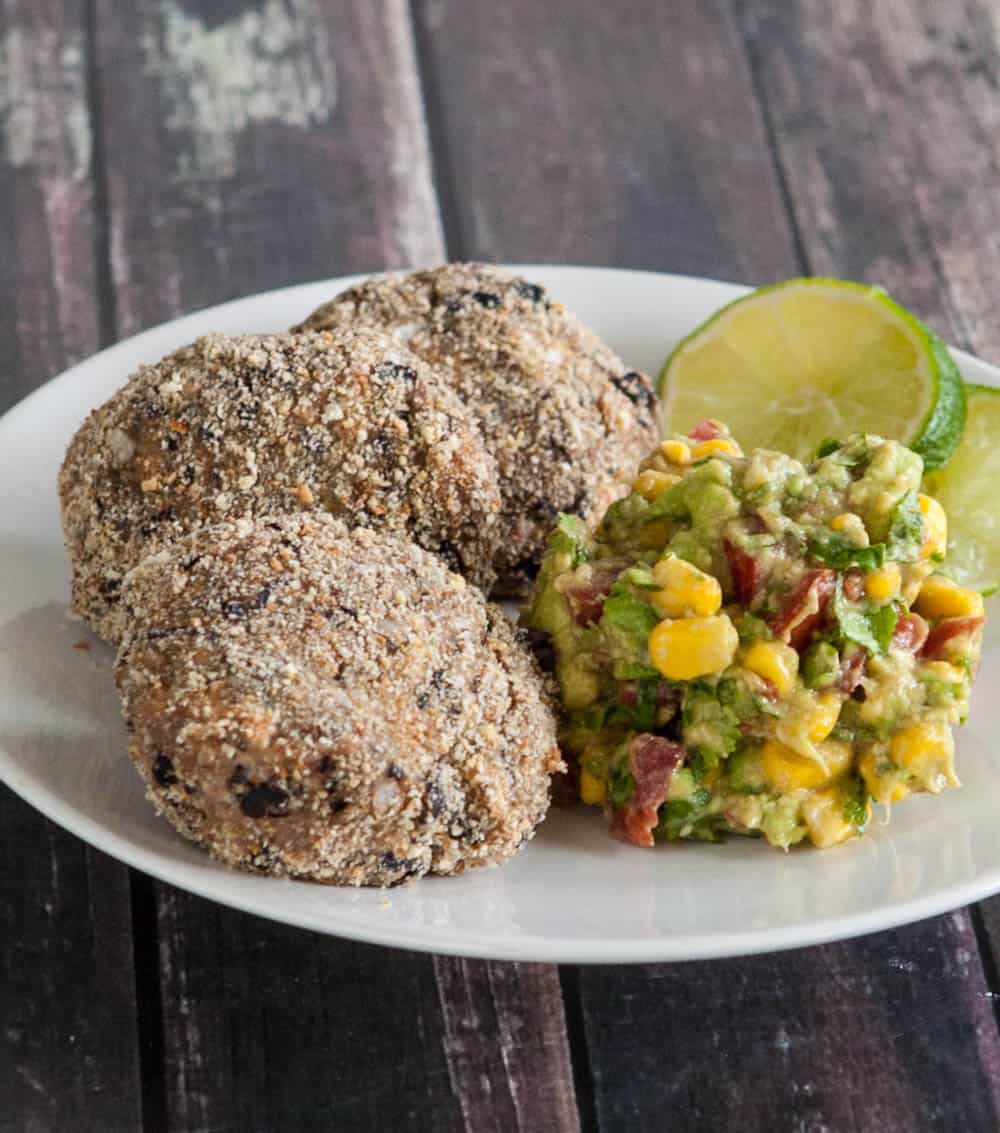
[1,2,999,1129]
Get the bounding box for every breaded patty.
[60,330,501,641]
[294,263,658,594]
[116,514,562,887]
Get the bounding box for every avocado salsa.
[523,420,985,850]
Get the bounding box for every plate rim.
[2,263,998,964]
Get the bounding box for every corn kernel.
[810,690,843,743]
[691,438,740,460]
[650,556,722,618]
[759,738,851,792]
[830,513,852,532]
[802,787,858,848]
[921,660,966,684]
[579,766,606,806]
[742,640,799,696]
[918,493,948,559]
[914,574,985,620]
[648,614,738,681]
[859,749,911,805]
[660,439,691,465]
[634,469,680,501]
[890,719,959,791]
[865,563,901,603]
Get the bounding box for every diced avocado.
[801,641,840,689]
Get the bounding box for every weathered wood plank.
[0,0,102,409]
[577,916,1000,1131]
[738,0,1000,360]
[95,0,444,338]
[0,2,144,1128]
[432,957,579,1133]
[412,0,797,281]
[415,1,1000,1129]
[90,2,581,1128]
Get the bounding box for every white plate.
[1,266,998,963]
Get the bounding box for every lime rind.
[658,277,965,470]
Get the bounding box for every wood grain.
[412,0,797,282]
[0,2,144,1128]
[415,2,1000,1129]
[737,0,1000,359]
[576,915,1000,1131]
[0,0,102,408]
[88,2,581,1129]
[433,957,580,1132]
[93,0,444,338]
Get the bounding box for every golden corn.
[691,438,740,460]
[760,738,851,792]
[865,563,901,602]
[634,469,680,501]
[579,766,606,806]
[802,787,859,848]
[810,690,843,743]
[914,574,985,620]
[889,719,958,791]
[660,439,692,466]
[648,614,738,681]
[830,513,853,532]
[859,749,910,805]
[918,493,948,559]
[742,640,799,696]
[650,556,722,618]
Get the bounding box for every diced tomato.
[768,569,836,650]
[566,560,627,626]
[838,648,867,694]
[842,570,865,602]
[687,420,725,442]
[724,539,761,606]
[610,735,684,848]
[920,616,984,661]
[892,613,929,654]
[617,681,639,707]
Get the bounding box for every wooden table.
[3,2,1000,1129]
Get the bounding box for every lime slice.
[924,384,1000,593]
[658,278,965,469]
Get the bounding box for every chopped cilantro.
[808,528,885,571]
[814,437,842,460]
[600,585,661,642]
[832,582,898,654]
[606,755,635,809]
[682,681,743,769]
[551,513,593,567]
[886,490,923,562]
[841,777,869,829]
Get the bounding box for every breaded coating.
[294,263,658,595]
[60,330,501,641]
[116,514,562,887]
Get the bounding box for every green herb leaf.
[607,755,635,809]
[841,777,869,829]
[682,681,742,769]
[832,582,898,654]
[551,513,593,567]
[809,528,885,570]
[814,437,842,460]
[886,490,923,563]
[600,585,661,642]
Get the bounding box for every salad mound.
[523,420,985,850]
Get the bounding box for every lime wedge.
[658,278,965,469]
[924,384,1000,593]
